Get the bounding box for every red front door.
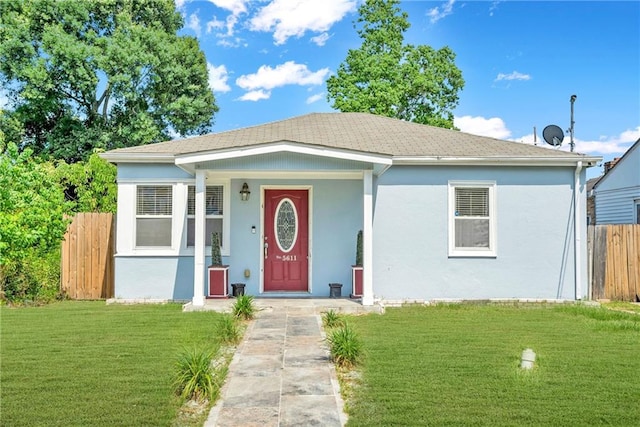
[264,189,309,292]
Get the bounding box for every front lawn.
[1,301,225,426]
[344,304,640,426]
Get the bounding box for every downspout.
[574,161,583,300]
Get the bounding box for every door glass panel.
[275,198,298,253]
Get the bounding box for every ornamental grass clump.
[173,348,216,402]
[218,313,242,344]
[327,323,362,368]
[232,294,255,320]
[322,309,345,328]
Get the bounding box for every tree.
[326,0,464,129]
[0,0,218,162]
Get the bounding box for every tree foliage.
[54,152,117,213]
[326,0,464,129]
[0,142,72,301]
[0,0,218,162]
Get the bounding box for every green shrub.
[232,294,255,320]
[1,248,62,303]
[0,143,71,303]
[327,323,362,368]
[218,313,241,344]
[173,348,217,402]
[322,309,345,328]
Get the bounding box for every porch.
[183,297,383,314]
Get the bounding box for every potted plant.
[207,232,229,298]
[351,230,363,298]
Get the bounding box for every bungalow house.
[101,112,600,306]
[591,138,640,224]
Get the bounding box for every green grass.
[344,303,640,426]
[0,301,229,426]
[602,300,640,315]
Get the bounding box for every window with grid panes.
[136,186,172,247]
[186,185,224,247]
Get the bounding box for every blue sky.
[176,0,639,179]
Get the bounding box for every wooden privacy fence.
[61,213,115,299]
[589,224,640,301]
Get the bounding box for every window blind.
[187,186,223,215]
[136,186,172,215]
[455,188,489,217]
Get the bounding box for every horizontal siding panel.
[596,186,639,224]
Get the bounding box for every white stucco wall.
[372,165,585,301]
[111,160,588,302]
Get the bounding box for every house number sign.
[275,255,298,261]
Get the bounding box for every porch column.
[362,170,374,306]
[192,170,206,306]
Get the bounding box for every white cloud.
[208,0,247,16]
[236,61,330,91]
[216,37,244,48]
[207,63,231,93]
[206,0,248,37]
[175,0,189,9]
[489,1,501,17]
[566,126,640,154]
[427,0,456,24]
[454,115,512,139]
[206,17,224,33]
[495,71,531,81]
[311,32,331,46]
[186,12,201,37]
[508,126,640,155]
[306,93,324,104]
[238,90,271,101]
[250,0,356,45]
[223,14,239,37]
[457,114,640,157]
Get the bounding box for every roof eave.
[99,152,176,163]
[392,156,601,167]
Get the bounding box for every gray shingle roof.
[103,112,596,160]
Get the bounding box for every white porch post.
[192,170,206,306]
[362,170,374,306]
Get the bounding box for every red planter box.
[208,266,229,298]
[351,266,363,298]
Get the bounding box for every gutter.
[574,161,583,300]
[392,156,600,167]
[99,152,176,163]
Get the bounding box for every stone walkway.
[200,299,381,427]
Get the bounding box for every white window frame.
[135,185,173,248]
[635,199,640,225]
[183,179,230,256]
[448,181,497,257]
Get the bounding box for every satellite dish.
[543,125,564,146]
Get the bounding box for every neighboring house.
[101,112,600,306]
[592,139,640,224]
[586,176,600,225]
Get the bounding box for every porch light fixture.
[240,182,251,201]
